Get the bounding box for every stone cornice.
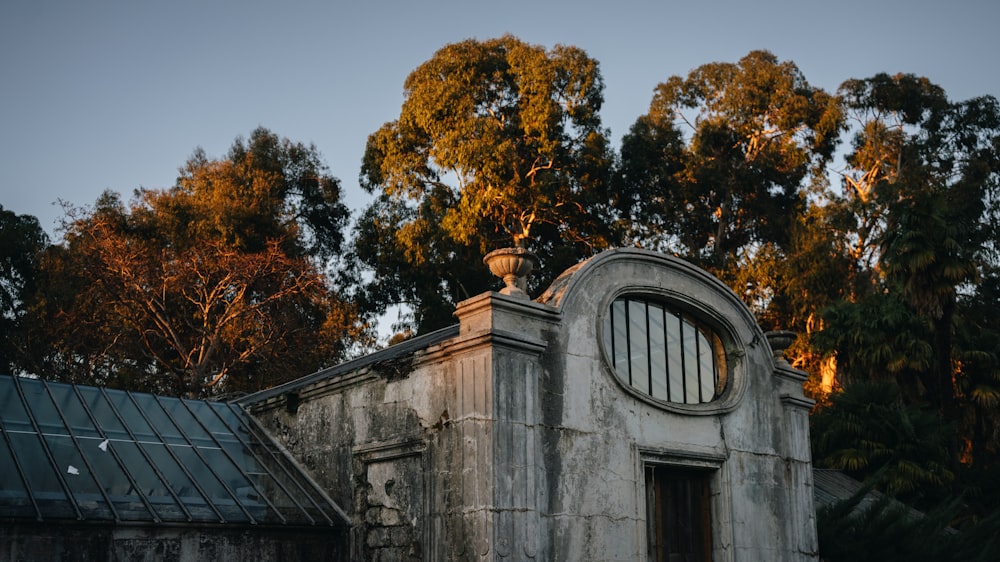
[247,369,379,413]
[780,393,817,410]
[418,328,548,366]
[773,364,809,383]
[454,291,561,329]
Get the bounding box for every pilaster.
[434,292,558,561]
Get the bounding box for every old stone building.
[1,248,819,561]
[241,248,819,561]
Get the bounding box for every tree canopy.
[355,35,615,333]
[20,129,369,397]
[0,205,48,374]
[617,50,843,271]
[814,74,1000,456]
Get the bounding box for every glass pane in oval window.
[648,304,668,401]
[628,299,649,395]
[666,314,684,401]
[604,297,725,405]
[696,329,715,403]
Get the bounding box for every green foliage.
[763,199,857,333]
[818,489,1000,562]
[953,268,1000,468]
[0,205,49,374]
[350,191,493,331]
[820,74,1000,466]
[169,126,350,260]
[815,293,933,384]
[617,50,843,271]
[356,35,614,332]
[812,380,954,505]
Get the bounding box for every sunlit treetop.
[618,50,843,266]
[361,34,612,250]
[156,127,349,260]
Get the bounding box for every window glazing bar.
[0,397,42,521]
[711,332,720,398]
[624,299,633,386]
[12,376,82,520]
[678,315,688,404]
[150,395,257,524]
[645,301,653,397]
[226,403,331,522]
[228,402,345,526]
[40,379,121,523]
[694,327,704,403]
[201,403,307,525]
[118,389,226,523]
[662,306,671,403]
[70,384,160,522]
[97,387,195,522]
[609,300,616,366]
[171,396,273,525]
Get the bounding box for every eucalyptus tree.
[175,127,350,260]
[616,50,843,275]
[355,35,615,333]
[25,129,369,396]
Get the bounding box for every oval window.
[603,296,727,404]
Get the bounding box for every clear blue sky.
[2,0,998,237]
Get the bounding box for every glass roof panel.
[166,443,252,523]
[5,431,77,519]
[228,412,337,524]
[41,432,115,520]
[0,376,32,434]
[130,393,187,445]
[196,403,301,525]
[18,379,67,435]
[140,441,218,521]
[0,375,347,527]
[47,383,102,439]
[103,440,187,522]
[0,433,35,519]
[75,386,130,440]
[104,389,158,441]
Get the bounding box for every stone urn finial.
[765,330,797,366]
[484,247,538,299]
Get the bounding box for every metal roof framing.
[0,375,347,528]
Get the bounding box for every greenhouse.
[0,376,348,560]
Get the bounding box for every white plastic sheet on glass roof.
[0,375,347,527]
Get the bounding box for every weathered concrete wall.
[251,294,558,562]
[249,248,818,561]
[534,249,818,561]
[254,366,436,561]
[0,523,347,562]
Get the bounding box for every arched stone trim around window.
[599,288,745,415]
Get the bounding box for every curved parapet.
[526,248,817,560]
